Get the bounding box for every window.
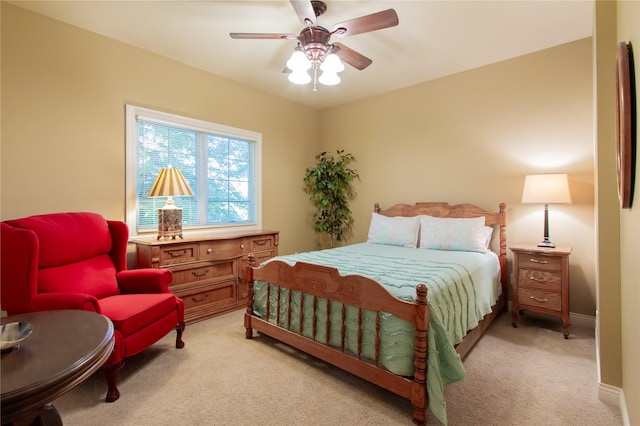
[126,105,262,236]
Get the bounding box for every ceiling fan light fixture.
[288,69,312,85]
[232,1,399,91]
[320,53,344,73]
[286,50,311,71]
[318,71,340,86]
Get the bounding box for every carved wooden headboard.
[374,202,508,293]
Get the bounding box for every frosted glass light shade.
[288,69,311,84]
[318,71,340,86]
[320,53,344,73]
[286,50,311,71]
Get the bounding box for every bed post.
[412,284,429,425]
[245,253,256,339]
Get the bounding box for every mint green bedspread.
[252,242,501,425]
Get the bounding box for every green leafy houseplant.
[303,150,359,247]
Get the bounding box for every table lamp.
[147,165,194,240]
[521,173,572,248]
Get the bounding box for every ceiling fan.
[230,0,399,90]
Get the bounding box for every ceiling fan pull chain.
[313,67,319,92]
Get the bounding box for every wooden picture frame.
[615,42,636,209]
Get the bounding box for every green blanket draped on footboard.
[252,242,501,425]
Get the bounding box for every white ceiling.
[12,0,594,110]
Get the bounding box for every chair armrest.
[28,293,101,313]
[117,269,173,294]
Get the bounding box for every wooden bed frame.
[244,202,507,424]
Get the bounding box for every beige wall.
[3,2,636,422]
[320,38,596,316]
[0,2,319,256]
[615,1,639,423]
[594,0,623,393]
[593,1,638,423]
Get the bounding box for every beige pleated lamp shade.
[147,166,194,201]
[521,174,572,204]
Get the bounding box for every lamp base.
[157,207,184,240]
[537,240,556,248]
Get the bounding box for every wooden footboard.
[244,260,431,424]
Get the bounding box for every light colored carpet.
[55,309,622,425]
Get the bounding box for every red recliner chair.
[1,212,185,402]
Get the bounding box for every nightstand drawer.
[518,269,562,290]
[518,288,561,311]
[517,254,561,271]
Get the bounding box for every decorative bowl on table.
[1,321,33,353]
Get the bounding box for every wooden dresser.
[510,243,572,338]
[132,230,278,324]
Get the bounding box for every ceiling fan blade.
[230,33,298,40]
[333,42,372,70]
[290,0,317,26]
[331,9,399,38]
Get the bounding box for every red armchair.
[1,212,185,402]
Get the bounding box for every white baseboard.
[595,310,629,425]
[598,382,621,405]
[570,312,596,328]
[598,383,630,426]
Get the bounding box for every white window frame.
[125,105,262,237]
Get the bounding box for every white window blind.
[125,105,262,236]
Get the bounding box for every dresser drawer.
[249,236,275,252]
[199,238,246,260]
[158,243,198,266]
[517,254,561,271]
[518,269,562,290]
[518,287,561,311]
[181,280,236,311]
[170,260,235,286]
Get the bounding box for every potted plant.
[303,150,360,248]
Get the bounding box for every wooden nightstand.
[510,244,572,338]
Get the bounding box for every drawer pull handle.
[238,275,244,282]
[192,269,209,277]
[207,248,213,254]
[168,250,187,257]
[529,258,548,264]
[192,294,210,303]
[240,244,245,249]
[527,275,545,282]
[254,239,269,246]
[529,296,549,303]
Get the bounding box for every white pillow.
[484,226,494,248]
[419,215,487,253]
[367,213,420,248]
